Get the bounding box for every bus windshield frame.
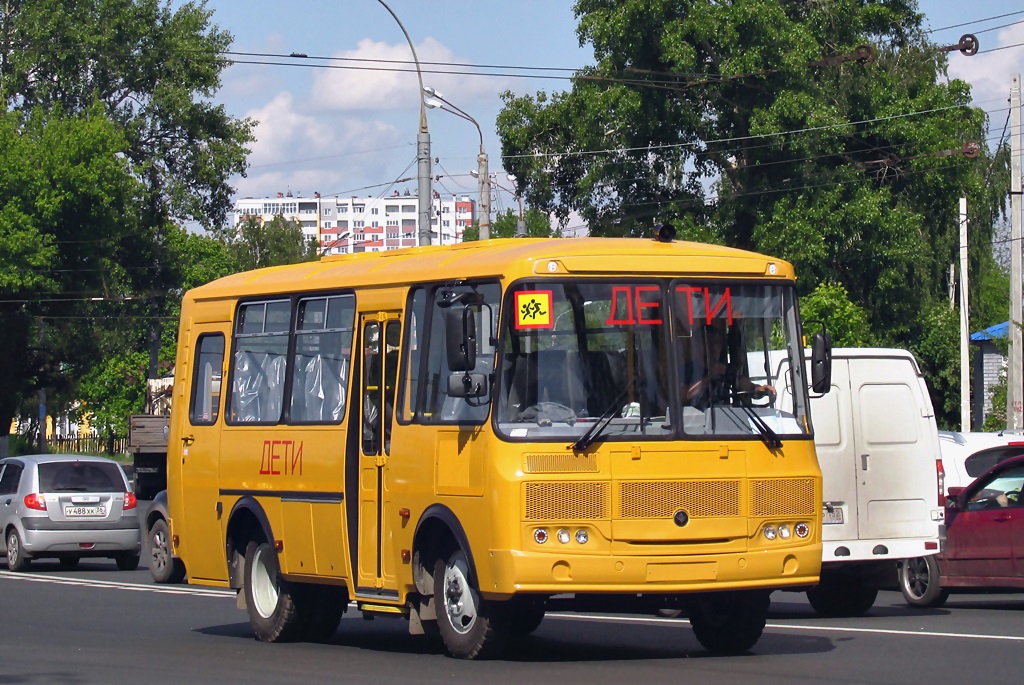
[494,278,810,445]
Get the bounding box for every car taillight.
[936,458,946,507]
[24,493,46,511]
[123,492,137,510]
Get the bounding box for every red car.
[900,452,1024,607]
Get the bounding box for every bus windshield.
[495,280,809,444]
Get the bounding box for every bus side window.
[190,334,224,425]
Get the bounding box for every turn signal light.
[795,522,810,538]
[123,493,137,510]
[24,493,46,511]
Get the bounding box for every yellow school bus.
[167,235,827,659]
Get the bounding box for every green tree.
[463,207,558,241]
[800,282,874,347]
[0,105,142,454]
[0,0,253,449]
[231,216,320,270]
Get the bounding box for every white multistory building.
[233,190,476,255]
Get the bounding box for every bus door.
[179,322,229,582]
[355,312,402,596]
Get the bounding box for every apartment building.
[233,190,476,255]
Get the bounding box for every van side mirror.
[947,486,964,502]
[446,308,477,372]
[810,332,832,394]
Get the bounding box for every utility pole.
[959,196,970,431]
[1008,74,1023,430]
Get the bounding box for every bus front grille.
[619,481,741,518]
[524,482,609,520]
[749,478,816,516]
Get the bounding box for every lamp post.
[423,87,490,240]
[375,0,431,246]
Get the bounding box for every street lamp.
[375,0,431,246]
[423,87,490,240]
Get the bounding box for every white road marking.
[3,572,1022,644]
[547,613,1024,642]
[0,570,233,598]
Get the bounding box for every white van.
[771,348,944,616]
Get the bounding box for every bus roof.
[187,237,795,301]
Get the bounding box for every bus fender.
[224,495,275,589]
[412,504,477,595]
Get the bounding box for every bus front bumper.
[480,546,822,598]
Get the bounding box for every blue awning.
[972,321,1009,341]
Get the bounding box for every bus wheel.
[807,575,877,617]
[434,548,510,659]
[899,556,949,608]
[243,541,305,643]
[509,597,546,637]
[300,585,348,642]
[689,590,769,655]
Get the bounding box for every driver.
[685,323,775,407]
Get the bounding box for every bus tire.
[689,590,770,655]
[434,548,510,659]
[899,555,949,608]
[148,519,186,584]
[243,540,305,643]
[300,585,347,642]
[807,575,877,617]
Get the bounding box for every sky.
[195,0,1024,231]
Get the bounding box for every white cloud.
[311,37,515,112]
[234,91,408,198]
[948,24,1024,109]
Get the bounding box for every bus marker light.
[557,529,571,544]
[575,529,589,544]
[534,528,549,544]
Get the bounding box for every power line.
[928,11,1024,33]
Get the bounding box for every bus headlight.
[763,525,777,541]
[575,529,589,544]
[557,528,571,544]
[778,524,792,539]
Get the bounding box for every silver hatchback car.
[0,454,142,571]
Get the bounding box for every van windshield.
[494,280,810,444]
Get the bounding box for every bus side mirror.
[811,332,832,394]
[446,308,477,372]
[447,372,488,398]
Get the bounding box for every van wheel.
[899,555,949,608]
[434,548,510,659]
[689,590,770,654]
[6,529,31,572]
[243,541,306,643]
[807,575,877,617]
[148,519,186,584]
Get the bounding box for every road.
[1,556,1022,685]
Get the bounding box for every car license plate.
[822,506,844,525]
[65,505,106,517]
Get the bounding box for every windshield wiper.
[736,401,783,449]
[570,380,634,452]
